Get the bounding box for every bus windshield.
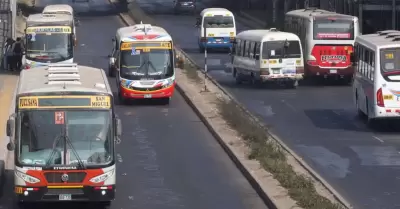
[313,18,354,40]
[203,15,234,28]
[18,110,113,167]
[120,48,174,80]
[262,40,301,59]
[25,33,73,62]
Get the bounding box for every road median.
[116,2,351,209]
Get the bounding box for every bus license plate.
[273,70,280,74]
[330,69,337,74]
[59,194,71,200]
[144,94,152,98]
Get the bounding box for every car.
[173,0,196,14]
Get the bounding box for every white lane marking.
[372,136,384,143]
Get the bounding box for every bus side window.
[241,41,246,57]
[249,41,255,58]
[358,46,363,74]
[369,51,375,80]
[244,41,250,57]
[365,50,370,78]
[255,42,260,60]
[236,39,241,56]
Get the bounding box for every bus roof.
[43,4,73,15]
[27,13,73,26]
[286,8,355,20]
[236,29,300,42]
[17,63,112,95]
[116,23,172,42]
[200,8,233,16]
[356,30,400,50]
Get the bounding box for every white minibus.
[195,8,236,52]
[231,29,304,88]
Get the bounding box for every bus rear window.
[203,15,234,28]
[380,48,400,77]
[313,18,354,40]
[262,40,301,59]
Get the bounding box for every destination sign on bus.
[120,42,171,50]
[18,95,111,109]
[26,26,72,34]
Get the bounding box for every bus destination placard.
[120,42,171,50]
[18,95,111,109]
[26,26,72,34]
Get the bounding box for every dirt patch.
[123,2,350,209]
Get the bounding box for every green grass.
[218,100,345,209]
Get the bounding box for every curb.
[0,76,18,195]
[112,2,353,209]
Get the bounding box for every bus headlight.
[16,171,40,184]
[89,169,114,183]
[120,79,128,87]
[162,78,174,88]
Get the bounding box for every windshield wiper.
[45,134,85,169]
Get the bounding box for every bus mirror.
[7,142,14,151]
[255,54,260,60]
[116,118,122,137]
[6,119,13,137]
[112,38,115,42]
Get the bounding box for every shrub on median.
[218,100,345,209]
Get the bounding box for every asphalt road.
[0,1,269,209]
[134,0,400,208]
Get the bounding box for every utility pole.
[202,25,208,92]
[393,0,396,29]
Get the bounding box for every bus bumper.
[306,64,354,76]
[15,185,115,202]
[261,74,303,81]
[119,84,175,99]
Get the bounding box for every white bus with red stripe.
[109,23,175,105]
[353,30,400,125]
[284,8,359,83]
[6,63,121,208]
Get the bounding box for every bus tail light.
[377,88,384,107]
[296,66,304,74]
[260,68,269,75]
[25,65,30,69]
[307,55,318,66]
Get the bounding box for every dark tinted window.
[313,18,354,40]
[380,48,400,79]
[203,15,234,28]
[262,41,301,59]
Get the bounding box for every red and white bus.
[285,8,360,82]
[109,23,175,105]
